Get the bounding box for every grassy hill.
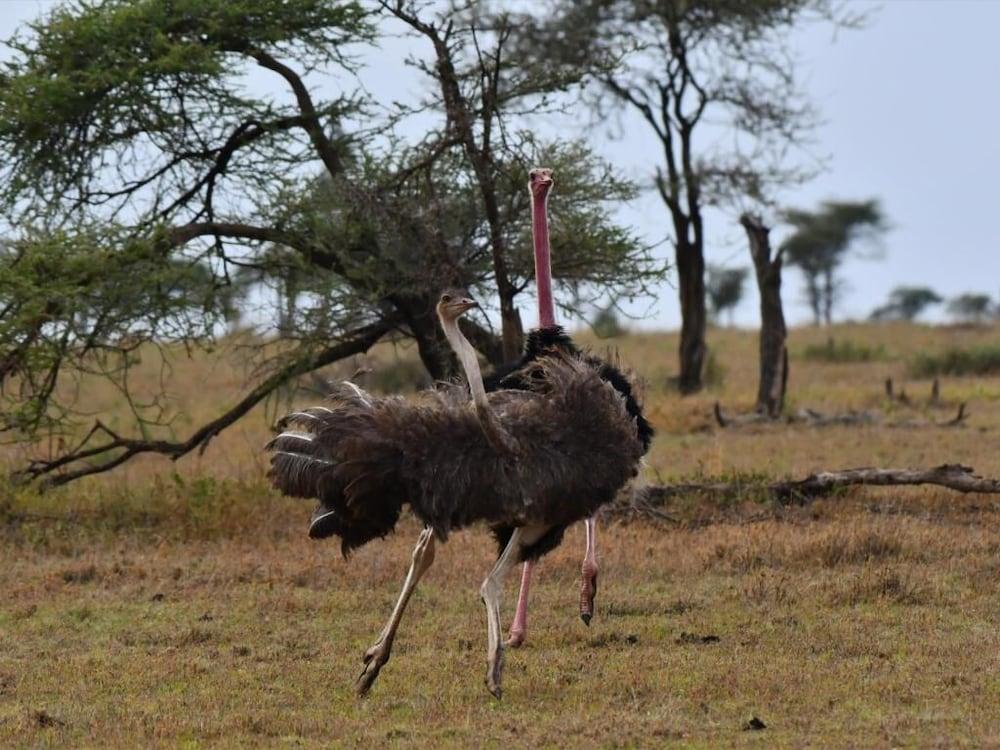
[2,322,999,747]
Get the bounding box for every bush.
[591,306,626,338]
[801,338,888,363]
[909,346,1000,377]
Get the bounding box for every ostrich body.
[267,294,644,697]
[485,168,654,647]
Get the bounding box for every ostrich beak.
[457,298,478,313]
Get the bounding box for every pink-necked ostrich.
[483,168,654,647]
[267,292,644,697]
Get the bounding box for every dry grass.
[2,322,1000,747]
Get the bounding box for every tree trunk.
[822,268,834,325]
[676,239,707,393]
[806,275,821,326]
[741,214,788,417]
[497,286,524,362]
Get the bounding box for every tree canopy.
[0,0,664,486]
[869,286,942,322]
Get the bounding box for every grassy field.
[2,322,1000,747]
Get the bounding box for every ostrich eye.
[441,294,452,303]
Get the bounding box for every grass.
[2,321,1000,747]
[910,344,1000,378]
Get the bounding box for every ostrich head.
[435,290,478,324]
[528,167,553,200]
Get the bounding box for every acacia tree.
[870,286,942,322]
[0,0,661,486]
[781,199,886,325]
[706,265,749,325]
[516,0,854,392]
[948,293,994,324]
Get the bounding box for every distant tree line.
[871,287,998,324]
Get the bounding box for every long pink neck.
[532,190,556,328]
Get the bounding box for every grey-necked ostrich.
[267,292,644,698]
[484,168,655,648]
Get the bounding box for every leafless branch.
[615,464,1000,519]
[14,317,399,488]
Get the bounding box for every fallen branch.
[713,401,968,429]
[611,464,1000,519]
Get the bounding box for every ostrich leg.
[481,525,547,698]
[580,515,599,624]
[357,526,436,696]
[505,560,534,648]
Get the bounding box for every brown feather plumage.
[266,352,643,557]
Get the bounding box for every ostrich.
[267,292,645,698]
[484,168,655,647]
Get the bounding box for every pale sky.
[2,0,998,329]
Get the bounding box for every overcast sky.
[3,0,998,329]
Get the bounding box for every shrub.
[909,346,1000,377]
[801,338,888,363]
[591,306,626,338]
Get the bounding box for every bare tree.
[515,0,859,391]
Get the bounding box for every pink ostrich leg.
[580,516,598,624]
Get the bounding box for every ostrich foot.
[504,628,525,649]
[485,643,505,699]
[356,640,390,696]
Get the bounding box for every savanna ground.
[2,322,999,747]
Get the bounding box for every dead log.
[714,402,968,429]
[615,464,1000,518]
[790,407,880,426]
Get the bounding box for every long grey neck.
[440,316,519,455]
[441,316,488,409]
